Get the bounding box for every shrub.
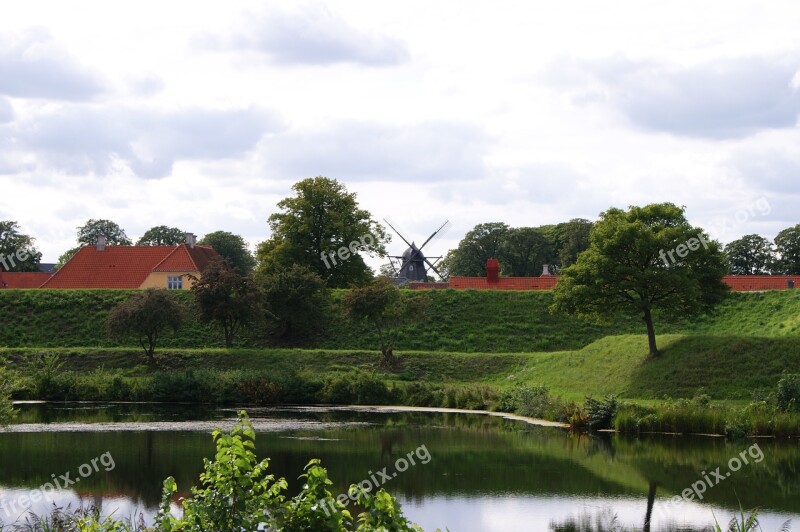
[777,373,800,412]
[496,384,562,420]
[155,411,427,531]
[585,395,617,431]
[318,372,394,405]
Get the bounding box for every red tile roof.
[40,244,219,289]
[0,271,52,289]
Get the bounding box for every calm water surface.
[0,403,798,531]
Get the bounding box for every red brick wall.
[723,275,800,292]
[409,275,800,292]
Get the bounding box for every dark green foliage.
[0,220,42,272]
[105,289,186,361]
[773,224,800,274]
[584,395,617,431]
[442,219,593,277]
[341,278,430,363]
[256,177,388,288]
[318,372,395,405]
[76,218,133,246]
[497,384,562,420]
[552,203,730,356]
[258,264,331,341]
[198,230,256,274]
[0,365,16,425]
[136,225,186,246]
[191,258,262,347]
[724,234,775,275]
[777,373,800,412]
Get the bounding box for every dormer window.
[167,276,183,290]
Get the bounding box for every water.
[0,403,798,531]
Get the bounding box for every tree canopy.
[199,231,256,274]
[257,264,331,340]
[77,219,133,246]
[774,224,800,275]
[443,219,592,277]
[341,277,429,364]
[257,177,387,288]
[105,288,185,362]
[137,225,186,246]
[552,203,729,356]
[190,258,261,347]
[724,234,774,275]
[0,220,42,272]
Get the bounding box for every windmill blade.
[383,218,414,249]
[417,220,450,252]
[423,257,445,280]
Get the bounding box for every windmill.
[383,219,450,282]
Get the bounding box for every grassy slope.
[1,289,799,400]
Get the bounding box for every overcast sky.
[1,0,799,264]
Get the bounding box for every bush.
[155,411,427,532]
[585,395,617,431]
[318,372,394,405]
[496,384,562,421]
[777,373,800,412]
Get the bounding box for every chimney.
[96,235,106,251]
[541,264,551,276]
[185,232,196,249]
[486,258,500,283]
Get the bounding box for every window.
[167,276,183,290]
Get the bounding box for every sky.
[1,0,799,265]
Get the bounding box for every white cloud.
[4,104,283,179]
[545,55,800,138]
[0,29,106,100]
[199,3,409,66]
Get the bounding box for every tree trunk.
[643,480,657,532]
[642,307,659,356]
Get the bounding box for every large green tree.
[552,203,729,356]
[190,258,262,347]
[257,264,331,340]
[341,277,429,364]
[137,225,186,246]
[257,177,387,288]
[58,219,133,268]
[724,234,775,275]
[774,224,800,274]
[550,218,593,271]
[499,227,551,277]
[77,219,133,246]
[442,222,510,277]
[105,288,185,362]
[0,221,42,272]
[199,231,256,274]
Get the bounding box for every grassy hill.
[4,288,798,352]
[1,288,799,406]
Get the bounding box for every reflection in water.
[0,403,798,530]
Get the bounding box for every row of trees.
[0,219,257,273]
[440,219,593,277]
[105,257,423,365]
[724,227,800,275]
[55,220,256,273]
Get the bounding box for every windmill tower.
[384,219,450,282]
